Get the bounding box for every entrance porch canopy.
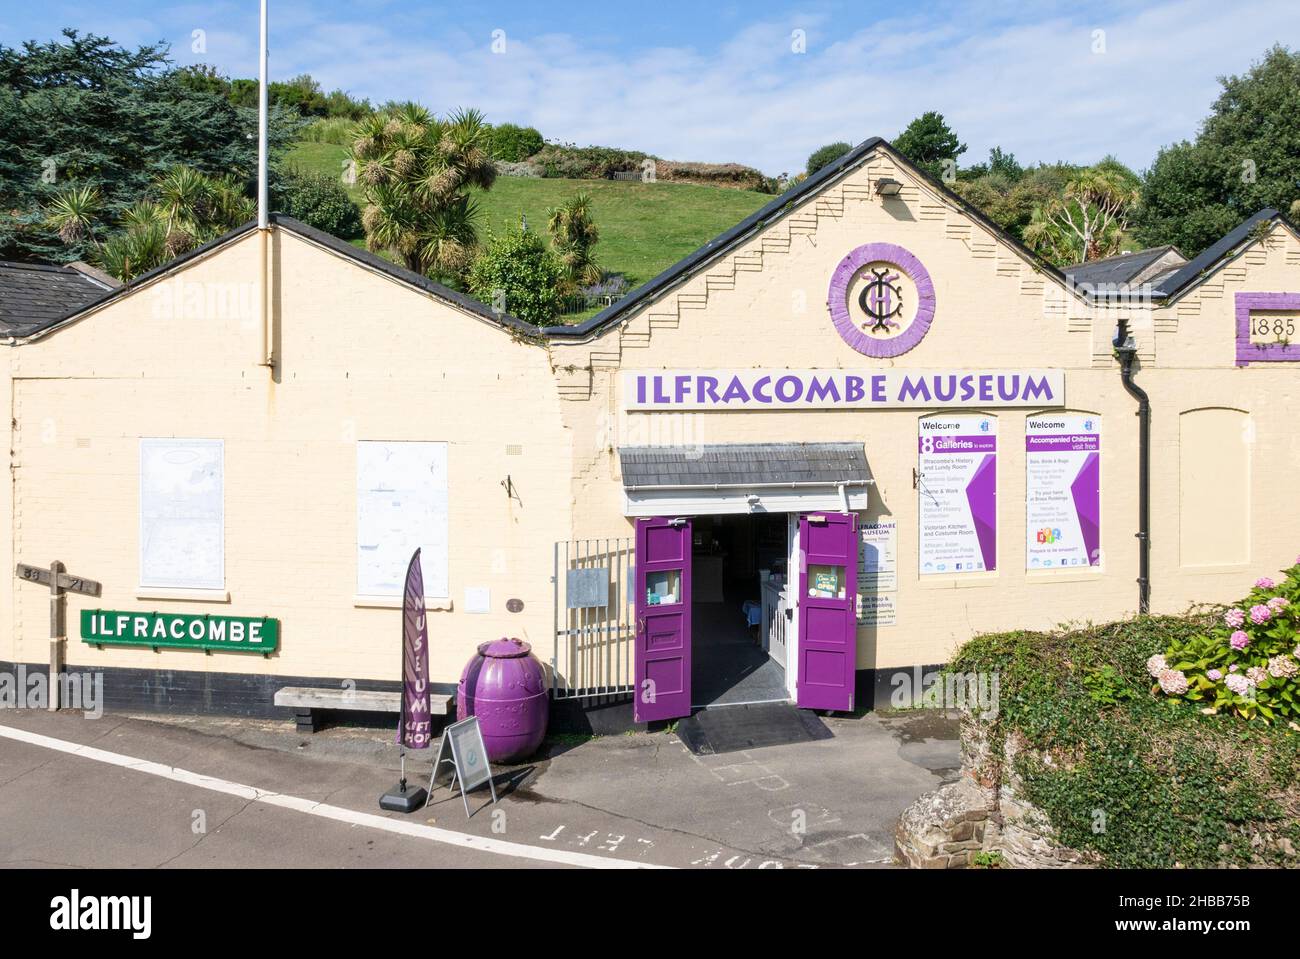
[618,442,872,517]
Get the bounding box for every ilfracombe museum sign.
[623,369,1065,411]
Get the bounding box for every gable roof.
[1150,208,1295,301]
[14,214,538,343]
[0,260,118,337]
[9,151,1296,344]
[1064,246,1185,289]
[547,136,1080,340]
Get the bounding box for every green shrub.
[531,144,649,179]
[299,117,360,146]
[950,609,1300,867]
[273,168,362,238]
[657,161,771,193]
[489,123,545,162]
[806,141,853,176]
[467,228,564,326]
[1151,561,1300,722]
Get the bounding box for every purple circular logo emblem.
[828,243,936,358]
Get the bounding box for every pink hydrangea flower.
[1267,596,1290,612]
[1145,653,1168,677]
[1267,655,1298,679]
[1225,673,1251,696]
[1224,609,1245,628]
[1255,577,1276,589]
[1247,666,1268,686]
[1207,669,1223,681]
[1229,663,1240,672]
[1250,604,1272,625]
[1230,630,1250,650]
[1157,669,1189,695]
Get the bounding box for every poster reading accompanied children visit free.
[1025,413,1101,569]
[918,415,998,574]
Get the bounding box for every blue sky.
[2,1,1296,175]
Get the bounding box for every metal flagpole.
[257,0,273,369]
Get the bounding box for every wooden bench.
[274,686,453,733]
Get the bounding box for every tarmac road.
[0,705,958,870]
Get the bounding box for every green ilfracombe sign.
[81,610,280,653]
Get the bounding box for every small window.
[139,439,225,590]
[808,564,846,599]
[646,569,682,606]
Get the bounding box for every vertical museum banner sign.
[399,549,433,749]
[1025,414,1101,569]
[918,415,998,574]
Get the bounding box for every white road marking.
[0,722,670,870]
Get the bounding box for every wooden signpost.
[15,561,102,710]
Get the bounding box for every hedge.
[950,609,1300,867]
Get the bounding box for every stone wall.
[895,711,1098,868]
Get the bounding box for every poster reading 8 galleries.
[1025,413,1101,569]
[918,415,998,575]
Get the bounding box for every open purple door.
[797,512,858,711]
[634,516,692,723]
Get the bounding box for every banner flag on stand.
[398,548,432,749]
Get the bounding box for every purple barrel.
[457,637,548,763]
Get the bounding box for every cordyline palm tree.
[46,165,256,281]
[44,185,103,246]
[1024,163,1141,267]
[352,103,496,281]
[548,192,602,294]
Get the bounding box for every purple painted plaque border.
[1235,292,1300,367]
[828,242,936,358]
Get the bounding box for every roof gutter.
[624,479,874,492]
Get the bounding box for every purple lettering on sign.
[622,370,1065,410]
[807,376,840,403]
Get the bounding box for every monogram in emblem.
[857,267,904,334]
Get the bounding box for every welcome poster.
[1025,414,1101,569]
[918,415,998,574]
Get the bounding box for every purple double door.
[634,512,858,721]
[795,512,858,712]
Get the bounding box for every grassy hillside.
[282,142,771,289]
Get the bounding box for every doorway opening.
[690,513,791,708]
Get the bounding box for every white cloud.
[74,0,1300,175]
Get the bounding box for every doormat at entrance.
[675,703,834,755]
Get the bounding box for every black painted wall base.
[0,660,456,726]
[1,660,948,735]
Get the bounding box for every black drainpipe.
[1114,319,1150,614]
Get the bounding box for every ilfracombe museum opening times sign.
[624,369,1065,411]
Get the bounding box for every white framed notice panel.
[1025,413,1102,570]
[356,441,449,599]
[917,415,998,575]
[139,438,225,590]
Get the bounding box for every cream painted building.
[2,138,1298,726]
